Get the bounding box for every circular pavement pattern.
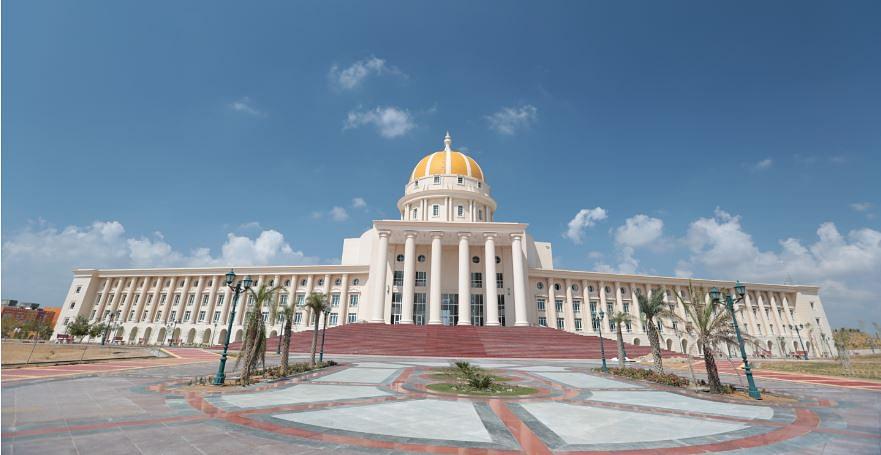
[172,361,827,453]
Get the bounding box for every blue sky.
[3,1,880,327]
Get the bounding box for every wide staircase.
[228,324,677,359]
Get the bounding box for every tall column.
[457,233,472,325]
[302,275,315,327]
[483,233,499,326]
[339,274,350,325]
[564,279,575,331]
[511,233,529,326]
[320,273,331,327]
[369,230,391,323]
[203,276,221,325]
[161,277,179,323]
[93,278,114,321]
[400,232,417,324]
[547,278,557,328]
[428,232,444,325]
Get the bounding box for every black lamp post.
[790,324,809,360]
[593,310,608,372]
[213,270,252,386]
[319,306,330,363]
[710,282,761,400]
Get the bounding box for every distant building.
[2,300,60,327]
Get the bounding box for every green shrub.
[468,373,495,390]
[604,367,689,387]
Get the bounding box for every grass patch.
[756,355,881,381]
[426,382,537,396]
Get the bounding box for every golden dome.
[409,133,484,182]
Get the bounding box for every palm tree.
[637,290,674,373]
[675,283,752,394]
[609,311,632,368]
[279,302,295,372]
[303,292,329,366]
[235,283,283,383]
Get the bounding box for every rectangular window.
[412,209,418,219]
[142,311,148,321]
[202,294,209,305]
[348,313,357,323]
[170,310,177,321]
[538,317,547,327]
[471,272,483,288]
[329,313,339,326]
[63,317,70,325]
[261,312,268,322]
[173,294,180,304]
[622,302,629,313]
[432,205,439,217]
[280,294,288,306]
[457,205,464,216]
[536,298,546,311]
[557,318,565,330]
[393,271,404,286]
[294,313,303,324]
[129,310,135,321]
[349,294,359,307]
[95,293,102,305]
[213,311,221,322]
[415,271,427,287]
[331,294,340,307]
[606,302,614,315]
[573,300,581,313]
[297,294,305,306]
[217,294,224,306]
[555,299,564,313]
[496,273,503,289]
[433,176,440,184]
[457,176,464,184]
[198,311,206,322]
[155,311,162,322]
[575,318,583,331]
[625,320,632,332]
[187,294,195,305]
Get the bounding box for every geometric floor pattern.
[4,354,881,454]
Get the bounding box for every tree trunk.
[616,324,626,368]
[310,312,320,366]
[703,347,723,393]
[646,318,663,373]
[281,315,293,371]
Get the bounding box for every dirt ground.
[1,341,157,365]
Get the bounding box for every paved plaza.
[2,352,880,454]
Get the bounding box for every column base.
[428,321,443,325]
[368,319,385,324]
[515,322,530,327]
[485,322,500,327]
[399,320,414,324]
[456,321,472,326]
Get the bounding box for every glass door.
[498,295,506,326]
[390,292,402,324]
[471,294,484,326]
[441,294,458,326]
[414,293,426,325]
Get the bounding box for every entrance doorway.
[441,294,458,326]
[390,292,402,324]
[498,295,506,326]
[414,293,426,325]
[471,295,484,326]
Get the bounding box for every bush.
[468,373,495,390]
[604,367,689,387]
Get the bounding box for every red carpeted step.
[222,324,679,359]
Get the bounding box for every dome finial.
[444,131,452,152]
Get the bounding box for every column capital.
[457,232,472,239]
[377,230,392,238]
[483,232,498,240]
[510,232,524,241]
[404,231,418,239]
[430,231,445,239]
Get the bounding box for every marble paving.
[275,399,494,442]
[589,390,775,419]
[520,401,747,444]
[220,383,391,408]
[312,367,399,384]
[535,371,643,388]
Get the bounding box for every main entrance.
[442,294,458,325]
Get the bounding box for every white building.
[53,133,837,357]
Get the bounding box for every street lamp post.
[593,310,608,372]
[710,282,761,400]
[319,307,330,363]
[213,270,252,386]
[790,324,809,360]
[101,313,115,345]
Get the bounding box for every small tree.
[235,283,284,384]
[88,322,107,341]
[833,328,854,375]
[609,311,632,368]
[637,290,674,374]
[675,284,753,394]
[279,303,295,372]
[67,316,92,342]
[303,292,329,366]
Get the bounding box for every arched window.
[353,278,360,286]
[537,282,544,290]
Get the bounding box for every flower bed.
[603,367,690,387]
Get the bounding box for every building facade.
[52,133,837,357]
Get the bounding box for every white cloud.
[345,106,415,138]
[352,197,367,209]
[329,206,349,222]
[750,158,773,172]
[850,202,872,212]
[564,207,607,244]
[329,57,404,90]
[229,96,264,116]
[486,104,538,135]
[614,214,664,248]
[1,220,317,308]
[679,208,881,326]
[594,246,640,274]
